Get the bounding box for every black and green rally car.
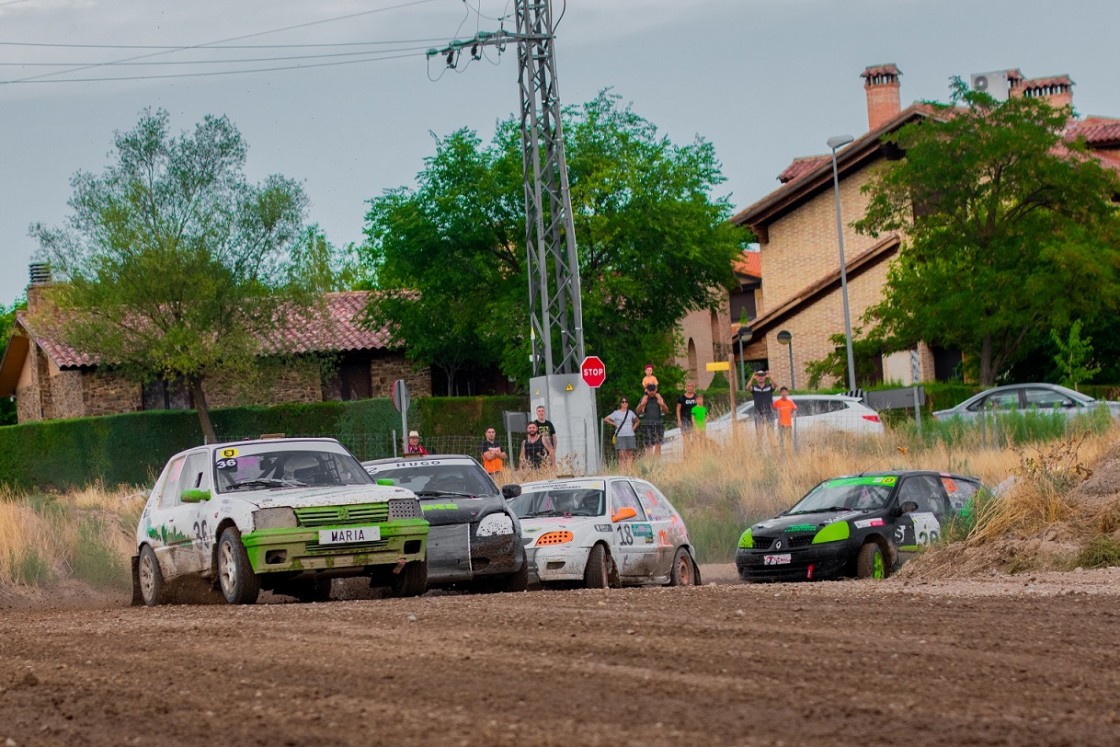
[736,470,984,582]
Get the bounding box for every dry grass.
[0,483,146,588]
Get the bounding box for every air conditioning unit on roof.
[971,70,1011,101]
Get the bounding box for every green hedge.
[0,395,527,491]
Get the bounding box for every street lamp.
[736,324,753,391]
[776,329,794,390]
[828,134,857,393]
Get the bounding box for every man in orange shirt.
[773,386,798,449]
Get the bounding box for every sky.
[2,0,1117,306]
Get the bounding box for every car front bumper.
[525,544,592,583]
[242,518,429,576]
[736,543,851,582]
[426,524,526,584]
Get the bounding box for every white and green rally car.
[131,437,429,605]
[509,476,700,588]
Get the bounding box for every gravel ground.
[2,564,1118,746]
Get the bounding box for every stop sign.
[581,355,607,388]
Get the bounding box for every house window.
[142,377,192,411]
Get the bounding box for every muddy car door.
[141,454,197,579]
[892,474,952,561]
[632,479,679,576]
[608,479,657,579]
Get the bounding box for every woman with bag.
[603,397,639,470]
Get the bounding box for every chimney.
[861,64,902,131]
[26,262,53,313]
[1018,74,1074,111]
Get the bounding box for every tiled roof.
[1067,116,1120,146]
[17,291,395,370]
[777,156,830,184]
[733,251,762,278]
[273,291,395,355]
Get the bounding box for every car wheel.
[389,560,427,597]
[583,544,610,589]
[138,545,168,607]
[293,577,332,603]
[856,541,888,580]
[669,547,697,586]
[218,527,261,604]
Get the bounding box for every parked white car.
[132,437,429,606]
[931,383,1120,421]
[508,476,700,588]
[661,394,884,458]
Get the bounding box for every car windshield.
[364,462,498,498]
[786,477,894,514]
[215,445,372,493]
[509,488,605,518]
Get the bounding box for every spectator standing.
[676,381,699,432]
[480,427,507,476]
[531,405,558,466]
[692,393,708,433]
[603,397,639,469]
[519,423,551,470]
[406,430,429,455]
[636,383,669,457]
[773,387,798,448]
[749,370,776,432]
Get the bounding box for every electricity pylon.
[429,0,585,377]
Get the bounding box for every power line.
[0,38,451,50]
[0,44,435,68]
[1,49,425,84]
[1,0,441,87]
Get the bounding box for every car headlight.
[254,507,297,530]
[536,530,574,546]
[476,513,515,537]
[389,497,423,520]
[737,529,754,549]
[812,521,850,544]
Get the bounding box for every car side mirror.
[376,478,395,486]
[180,488,211,503]
[502,484,522,500]
[897,500,919,515]
[612,506,637,523]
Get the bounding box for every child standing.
[773,387,797,448]
[692,393,708,432]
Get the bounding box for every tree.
[32,109,330,442]
[857,80,1120,386]
[1050,320,1100,391]
[361,91,742,397]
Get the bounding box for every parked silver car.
[931,383,1120,421]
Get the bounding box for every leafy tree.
[32,109,330,442]
[857,80,1120,386]
[804,329,885,390]
[361,90,742,398]
[1050,320,1100,391]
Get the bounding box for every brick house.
[723,64,1120,390]
[675,250,761,388]
[0,271,431,424]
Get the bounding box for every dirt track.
[2,565,1119,747]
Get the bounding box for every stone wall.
[81,370,141,417]
[205,359,322,409]
[50,370,86,419]
[371,353,431,398]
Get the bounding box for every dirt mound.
[904,436,1120,580]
